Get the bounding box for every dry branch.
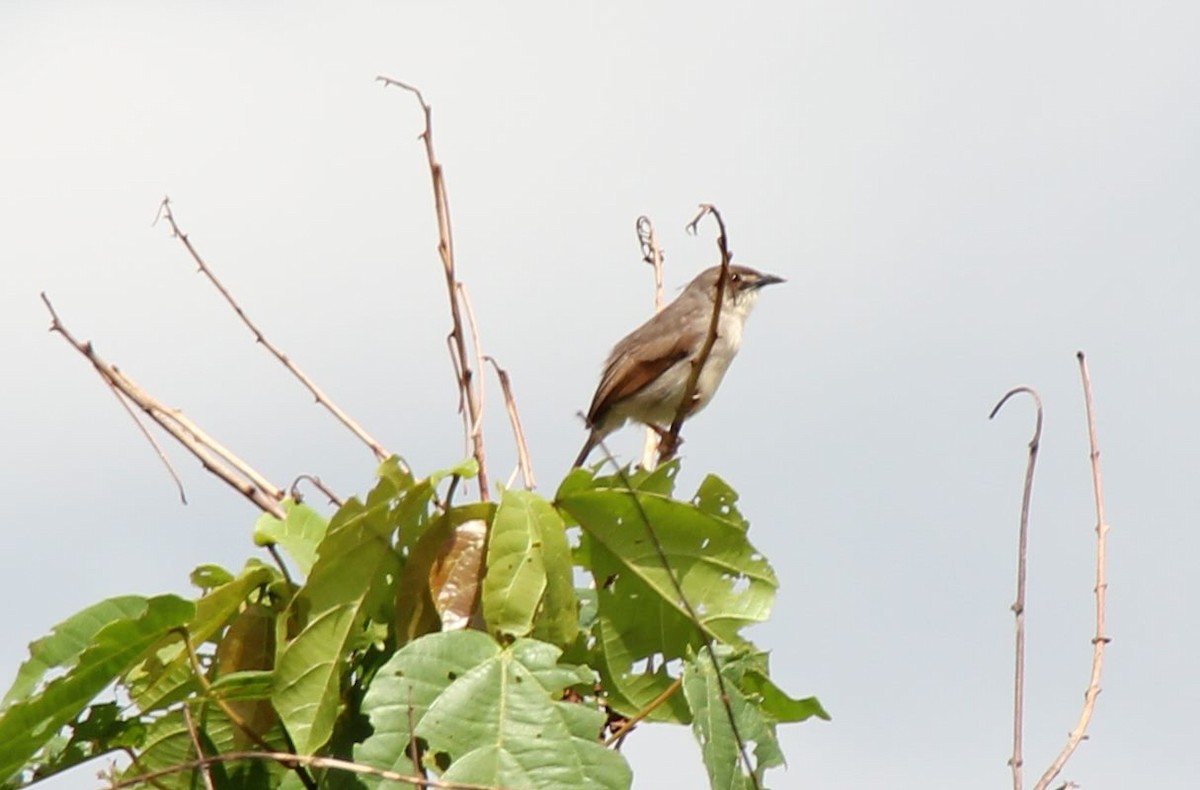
[990,386,1044,790]
[105,750,511,790]
[484,356,536,490]
[41,293,286,520]
[155,198,395,466]
[180,707,215,790]
[1033,353,1111,790]
[658,204,733,464]
[378,76,491,501]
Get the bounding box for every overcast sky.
[3,2,1199,788]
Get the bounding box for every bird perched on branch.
[574,264,784,467]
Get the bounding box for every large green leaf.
[0,595,194,785]
[482,490,577,645]
[356,631,628,790]
[2,596,148,709]
[254,501,331,577]
[272,485,402,755]
[556,473,776,718]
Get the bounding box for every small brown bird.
[574,264,784,467]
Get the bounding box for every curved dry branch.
[1033,353,1111,790]
[155,198,395,466]
[658,204,732,464]
[990,385,1044,790]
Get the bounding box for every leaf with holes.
[556,472,776,720]
[0,595,194,785]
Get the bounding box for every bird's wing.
[586,313,704,426]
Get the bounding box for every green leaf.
[272,485,402,755]
[3,702,146,787]
[254,500,331,577]
[356,632,628,790]
[483,490,577,646]
[740,668,830,723]
[0,595,194,785]
[691,474,748,532]
[208,670,275,701]
[2,595,148,709]
[682,648,784,790]
[557,476,776,719]
[190,564,235,590]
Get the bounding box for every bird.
[573,263,784,467]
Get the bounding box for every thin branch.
[289,474,345,507]
[604,676,682,747]
[990,386,1044,790]
[378,76,490,501]
[658,204,732,464]
[106,750,511,790]
[484,356,536,490]
[109,384,188,504]
[457,282,488,461]
[265,544,296,588]
[636,216,666,470]
[180,706,215,790]
[155,198,395,466]
[1033,352,1111,790]
[41,293,287,520]
[175,628,317,790]
[597,439,760,788]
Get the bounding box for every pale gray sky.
[3,2,1199,788]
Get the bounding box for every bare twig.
[457,282,488,463]
[378,76,490,501]
[42,294,287,520]
[109,384,188,504]
[990,386,1044,790]
[1033,352,1111,790]
[265,544,295,588]
[155,198,395,466]
[289,474,344,507]
[180,706,215,790]
[484,356,536,490]
[636,216,666,469]
[603,676,682,747]
[175,628,317,790]
[598,438,760,788]
[106,750,510,790]
[658,204,732,464]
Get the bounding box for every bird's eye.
[731,272,742,283]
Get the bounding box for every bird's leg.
[648,424,684,459]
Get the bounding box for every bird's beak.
[754,273,786,289]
